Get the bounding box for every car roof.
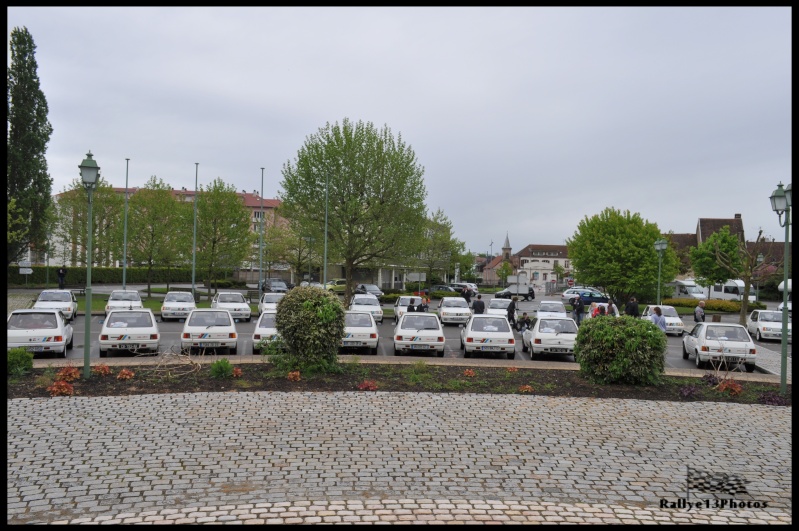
[10,308,61,314]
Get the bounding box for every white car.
[641,305,685,336]
[7,309,73,357]
[522,317,579,360]
[33,289,78,322]
[486,298,512,317]
[211,291,252,322]
[746,309,791,343]
[393,295,422,325]
[535,300,568,319]
[341,311,379,355]
[437,297,472,325]
[460,314,516,359]
[160,291,196,321]
[252,311,279,355]
[258,292,285,315]
[99,308,160,357]
[777,293,792,313]
[349,294,384,324]
[682,322,757,372]
[105,289,144,316]
[392,312,445,357]
[181,308,239,355]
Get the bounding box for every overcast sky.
[8,6,792,255]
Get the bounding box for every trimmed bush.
[661,298,766,312]
[272,286,345,375]
[575,315,666,386]
[209,358,234,379]
[8,347,34,377]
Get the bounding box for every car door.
[746,311,758,334]
[684,323,703,351]
[211,293,220,308]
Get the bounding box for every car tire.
[370,345,378,355]
[522,343,528,353]
[393,346,400,356]
[253,348,260,356]
[530,350,537,361]
[507,351,514,360]
[464,350,470,359]
[66,335,74,350]
[682,342,689,359]
[437,349,444,358]
[230,345,237,356]
[756,329,762,341]
[695,350,704,369]
[460,339,465,350]
[99,349,107,358]
[745,363,756,373]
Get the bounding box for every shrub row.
[661,298,766,312]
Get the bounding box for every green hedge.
[7,265,235,287]
[661,298,766,312]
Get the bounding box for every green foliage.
[7,347,34,377]
[272,286,345,374]
[575,316,666,385]
[689,226,742,287]
[497,262,513,285]
[661,298,765,312]
[209,358,234,379]
[566,207,679,304]
[7,26,53,266]
[419,209,464,282]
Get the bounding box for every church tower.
[502,232,511,260]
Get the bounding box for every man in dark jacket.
[462,286,472,305]
[472,294,486,314]
[407,298,417,313]
[625,297,640,318]
[571,296,585,326]
[507,297,517,329]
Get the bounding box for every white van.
[707,279,756,303]
[667,279,706,300]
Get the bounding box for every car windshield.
[270,280,287,288]
[353,298,379,306]
[38,292,71,302]
[219,294,245,303]
[471,317,510,332]
[262,294,284,303]
[165,292,194,303]
[110,292,141,301]
[539,303,565,313]
[539,319,578,334]
[362,284,379,290]
[661,307,679,318]
[346,313,373,327]
[705,326,748,342]
[188,311,232,327]
[106,311,153,328]
[443,299,469,308]
[8,312,58,329]
[489,299,511,309]
[398,297,414,306]
[258,314,277,328]
[401,315,440,330]
[759,312,782,322]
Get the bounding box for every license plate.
[118,343,137,349]
[27,346,44,352]
[199,342,220,348]
[481,346,500,351]
[343,341,360,346]
[550,348,567,353]
[173,312,187,316]
[725,357,740,364]
[411,344,430,349]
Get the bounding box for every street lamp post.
[755,253,764,303]
[79,151,100,379]
[770,182,792,395]
[323,170,329,286]
[259,168,264,293]
[654,239,668,305]
[122,158,130,289]
[191,163,199,301]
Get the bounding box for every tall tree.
[279,118,428,302]
[7,26,53,265]
[7,198,28,247]
[418,209,462,283]
[566,207,678,304]
[195,178,256,296]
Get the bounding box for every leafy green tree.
[195,178,256,296]
[566,207,678,304]
[419,209,463,282]
[7,198,28,247]
[7,26,53,265]
[552,262,566,284]
[497,261,513,286]
[279,118,428,302]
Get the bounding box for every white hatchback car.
[486,298,512,317]
[211,292,252,322]
[460,314,516,359]
[105,290,144,316]
[641,305,685,336]
[392,312,445,357]
[33,289,78,322]
[746,309,791,343]
[181,309,239,355]
[682,322,757,372]
[393,295,421,325]
[522,317,579,360]
[534,300,568,319]
[258,293,285,316]
[99,308,160,357]
[437,297,472,326]
[160,291,197,321]
[341,311,379,355]
[349,294,384,324]
[252,311,279,355]
[7,309,74,357]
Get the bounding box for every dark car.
[494,285,535,301]
[260,278,288,293]
[354,283,384,297]
[426,284,457,294]
[569,290,609,305]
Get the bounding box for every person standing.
[650,306,667,332]
[57,265,67,290]
[507,296,518,330]
[416,298,426,312]
[694,300,706,323]
[571,295,585,326]
[472,294,486,314]
[407,298,417,313]
[606,299,619,317]
[589,302,599,318]
[462,286,472,305]
[625,297,640,318]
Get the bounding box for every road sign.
[19,268,33,275]
[407,272,426,282]
[19,260,31,267]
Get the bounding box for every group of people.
[406,297,429,313]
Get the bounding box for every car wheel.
[507,351,514,360]
[66,335,74,350]
[756,329,762,341]
[682,342,689,359]
[530,350,537,361]
[230,345,238,356]
[370,346,378,355]
[99,349,107,358]
[393,346,400,356]
[437,349,444,358]
[464,350,470,359]
[253,348,260,356]
[522,343,528,353]
[695,350,704,369]
[460,339,465,350]
[745,363,756,373]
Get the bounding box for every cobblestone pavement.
[7,393,792,524]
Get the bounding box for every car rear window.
[8,312,59,329]
[107,312,153,328]
[401,315,440,330]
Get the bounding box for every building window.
[554,260,559,267]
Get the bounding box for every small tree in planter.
[575,315,666,385]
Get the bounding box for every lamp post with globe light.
[79,152,100,379]
[654,239,668,305]
[769,182,791,395]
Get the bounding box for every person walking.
[507,296,518,330]
[571,295,585,326]
[57,265,67,290]
[407,298,417,313]
[472,294,486,314]
[416,298,426,312]
[650,306,667,332]
[694,300,706,323]
[462,286,472,305]
[625,297,640,318]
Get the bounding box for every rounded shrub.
[574,315,666,386]
[209,358,234,379]
[8,347,34,377]
[273,286,345,374]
